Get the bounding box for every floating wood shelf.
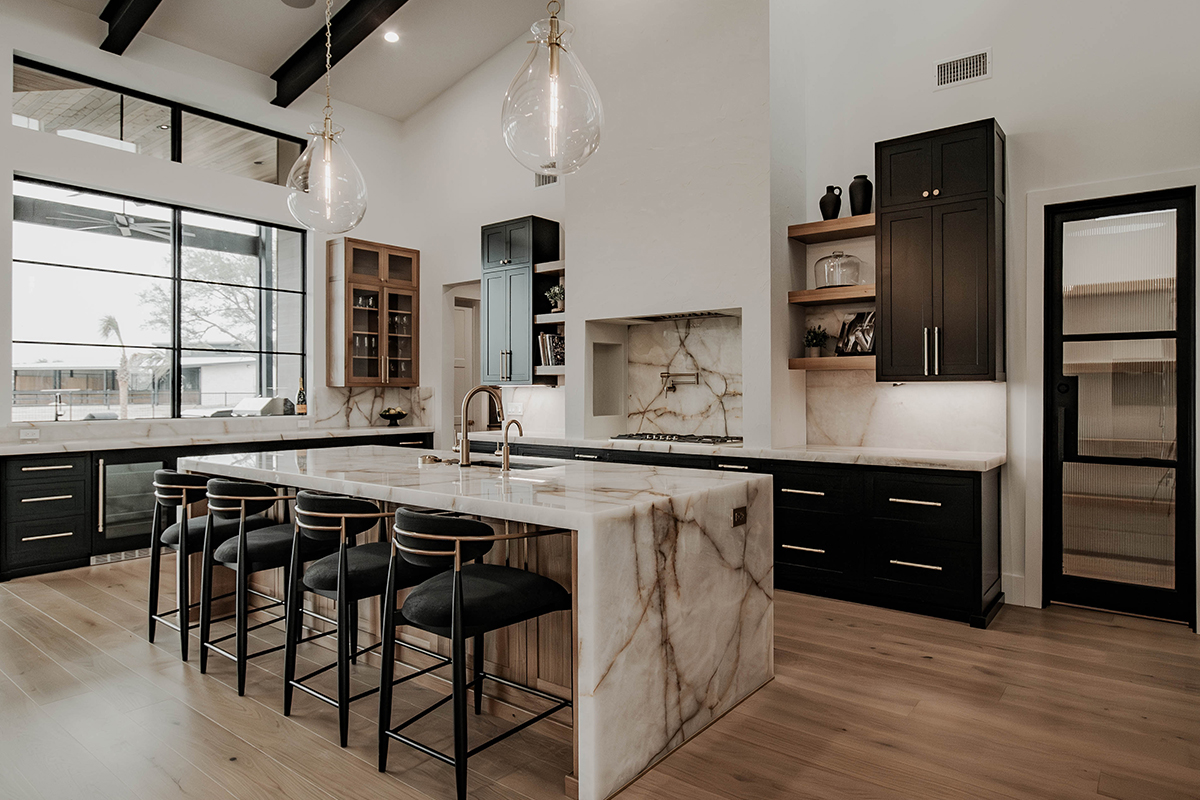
[534,260,565,274]
[788,355,876,371]
[534,312,566,325]
[787,214,876,244]
[535,365,566,376]
[788,283,876,306]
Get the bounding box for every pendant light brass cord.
[323,0,334,136]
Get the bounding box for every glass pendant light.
[501,0,603,176]
[287,0,368,234]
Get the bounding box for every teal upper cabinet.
[480,216,561,385]
[480,216,559,271]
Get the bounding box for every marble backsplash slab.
[627,316,742,436]
[806,370,1006,452]
[311,385,432,429]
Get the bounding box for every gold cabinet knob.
[922,190,930,197]
[933,189,940,196]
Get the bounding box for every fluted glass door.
[1046,188,1195,625]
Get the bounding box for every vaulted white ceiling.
[51,0,548,121]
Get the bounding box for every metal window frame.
[11,177,308,420]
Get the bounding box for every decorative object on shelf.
[849,174,873,215]
[835,311,876,356]
[285,0,368,234]
[545,283,565,312]
[815,250,863,288]
[804,325,829,358]
[819,185,842,220]
[538,332,565,366]
[502,0,603,176]
[295,376,307,415]
[379,407,408,427]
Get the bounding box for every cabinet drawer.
[865,533,972,603]
[5,454,89,483]
[5,516,90,568]
[871,474,974,533]
[6,479,88,521]
[776,509,853,575]
[775,467,859,512]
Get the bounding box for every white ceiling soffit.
[52,0,550,122]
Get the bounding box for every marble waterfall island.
[178,445,774,800]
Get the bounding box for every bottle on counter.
[296,376,308,415]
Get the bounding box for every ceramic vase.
[819,185,842,220]
[849,174,873,216]
[805,347,821,359]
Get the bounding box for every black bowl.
[379,410,408,427]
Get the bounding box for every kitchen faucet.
[500,418,523,472]
[456,384,504,467]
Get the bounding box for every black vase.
[819,185,842,220]
[849,174,873,216]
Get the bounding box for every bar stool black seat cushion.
[161,515,273,551]
[302,542,443,601]
[402,564,571,639]
[213,523,335,572]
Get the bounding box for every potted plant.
[545,283,565,312]
[804,325,828,358]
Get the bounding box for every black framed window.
[12,179,306,422]
[12,59,304,185]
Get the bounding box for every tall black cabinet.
[876,119,1005,382]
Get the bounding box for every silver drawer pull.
[890,559,942,571]
[21,494,74,503]
[782,488,825,496]
[718,464,749,470]
[888,497,942,508]
[395,441,425,445]
[574,453,599,460]
[21,531,74,542]
[782,544,825,554]
[20,464,74,472]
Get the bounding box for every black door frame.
[1043,186,1196,627]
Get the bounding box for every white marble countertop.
[468,431,1005,471]
[178,444,770,530]
[0,424,434,458]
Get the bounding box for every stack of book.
[538,333,565,366]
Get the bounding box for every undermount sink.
[468,459,556,471]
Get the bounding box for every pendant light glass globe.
[286,122,368,234]
[501,15,602,176]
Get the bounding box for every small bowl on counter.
[379,408,408,427]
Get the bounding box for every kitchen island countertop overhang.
[178,445,774,800]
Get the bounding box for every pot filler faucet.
[456,385,504,467]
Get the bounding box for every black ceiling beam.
[98,0,164,55]
[271,0,410,108]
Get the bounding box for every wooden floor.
[2,558,1199,800]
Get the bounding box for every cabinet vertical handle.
[98,458,105,534]
[933,327,940,376]
[923,327,930,376]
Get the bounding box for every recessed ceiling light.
[383,30,399,43]
[158,124,169,130]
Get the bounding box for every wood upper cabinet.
[876,119,1004,382]
[327,237,419,388]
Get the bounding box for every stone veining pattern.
[626,316,742,436]
[313,385,432,429]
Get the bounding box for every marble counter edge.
[0,425,436,457]
[468,432,1006,471]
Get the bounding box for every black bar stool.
[283,491,453,747]
[198,479,334,695]
[379,508,572,799]
[148,469,273,661]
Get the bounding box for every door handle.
[1055,375,1079,460]
[933,326,940,376]
[98,458,105,533]
[923,327,930,376]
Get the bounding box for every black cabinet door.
[931,125,990,202]
[481,268,508,382]
[877,207,933,380]
[878,138,932,208]
[933,199,992,377]
[506,221,532,267]
[482,223,508,271]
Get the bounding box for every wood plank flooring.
[2,557,1199,799]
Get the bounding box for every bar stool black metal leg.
[235,518,250,696]
[336,557,351,748]
[283,533,303,716]
[377,553,398,771]
[176,512,191,662]
[147,501,162,643]
[473,634,484,715]
[198,516,216,674]
[451,572,469,800]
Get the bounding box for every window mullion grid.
[171,209,183,418]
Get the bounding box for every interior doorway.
[452,295,480,438]
[1043,187,1196,626]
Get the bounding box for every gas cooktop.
[611,433,743,446]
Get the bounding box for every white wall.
[795,0,1200,606]
[563,0,772,445]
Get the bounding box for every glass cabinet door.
[385,290,415,385]
[349,284,381,382]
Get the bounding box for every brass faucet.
[501,418,523,472]
[457,385,504,467]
